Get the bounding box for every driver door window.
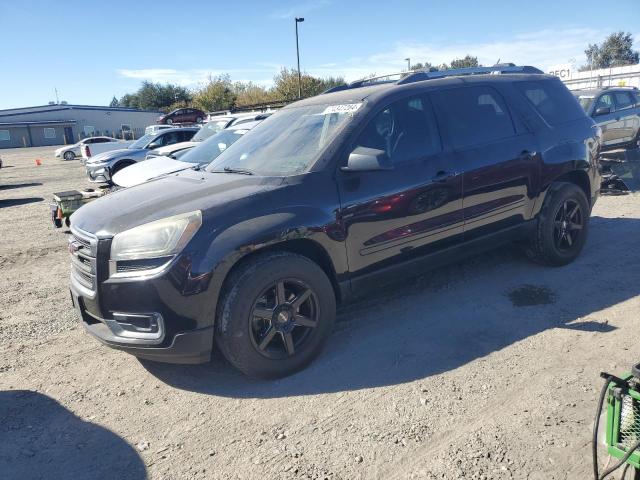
[354,95,441,165]
[594,93,615,113]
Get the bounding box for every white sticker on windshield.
[322,103,363,115]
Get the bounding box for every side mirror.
[594,106,611,116]
[147,141,161,150]
[341,147,392,172]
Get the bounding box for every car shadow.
[142,215,639,399]
[0,197,44,208]
[0,182,42,191]
[0,390,146,479]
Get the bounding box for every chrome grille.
[69,228,97,292]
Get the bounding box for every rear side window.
[614,92,634,110]
[515,79,585,126]
[436,86,515,149]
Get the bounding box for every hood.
[112,156,194,188]
[71,169,283,237]
[87,148,144,163]
[155,141,199,155]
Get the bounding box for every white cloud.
[268,0,331,19]
[117,27,627,88]
[117,68,275,86]
[305,27,613,82]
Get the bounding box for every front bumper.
[85,163,111,183]
[70,267,214,364]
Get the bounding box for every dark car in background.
[157,108,206,125]
[69,66,601,379]
[573,87,640,150]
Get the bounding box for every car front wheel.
[527,182,590,266]
[215,251,336,379]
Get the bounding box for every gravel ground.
[1,146,639,480]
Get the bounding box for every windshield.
[205,103,359,176]
[179,128,250,164]
[191,120,229,142]
[129,134,154,149]
[574,95,594,112]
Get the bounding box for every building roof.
[0,120,77,127]
[0,104,162,118]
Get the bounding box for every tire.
[215,251,336,379]
[527,182,590,266]
[166,118,173,125]
[196,116,203,124]
[63,151,75,161]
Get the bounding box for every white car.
[144,124,176,135]
[112,121,262,188]
[146,112,272,160]
[54,136,118,161]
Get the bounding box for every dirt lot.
[1,146,639,480]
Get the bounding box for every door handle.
[431,170,457,182]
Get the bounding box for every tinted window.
[436,86,514,148]
[516,79,585,126]
[160,132,180,146]
[615,92,634,110]
[354,95,440,163]
[179,130,196,142]
[594,93,614,112]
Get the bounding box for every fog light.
[113,312,161,334]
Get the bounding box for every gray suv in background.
[84,127,199,183]
[573,87,640,150]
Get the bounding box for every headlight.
[110,211,202,261]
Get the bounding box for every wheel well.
[221,239,342,305]
[553,170,591,205]
[112,160,134,173]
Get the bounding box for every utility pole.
[405,58,411,71]
[54,87,59,104]
[295,17,305,99]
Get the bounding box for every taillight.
[84,145,91,157]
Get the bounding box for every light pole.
[405,58,411,71]
[295,17,305,99]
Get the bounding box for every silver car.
[84,128,198,183]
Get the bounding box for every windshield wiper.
[209,166,254,175]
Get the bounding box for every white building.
[547,63,640,91]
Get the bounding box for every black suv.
[573,86,640,150]
[69,65,601,379]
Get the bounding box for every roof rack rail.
[601,85,638,90]
[396,65,544,85]
[321,64,544,95]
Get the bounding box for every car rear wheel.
[196,116,203,124]
[63,151,75,161]
[215,251,336,379]
[527,182,589,266]
[166,118,173,125]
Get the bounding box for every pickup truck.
[81,139,133,163]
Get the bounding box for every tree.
[192,75,236,112]
[109,96,119,107]
[234,81,273,107]
[118,81,192,111]
[581,32,639,71]
[449,55,480,69]
[409,62,439,72]
[272,68,345,101]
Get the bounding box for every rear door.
[613,91,640,144]
[432,84,539,240]
[592,92,623,146]
[337,94,464,277]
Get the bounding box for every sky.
[1,0,639,109]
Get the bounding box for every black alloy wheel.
[552,198,583,252]
[249,279,319,359]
